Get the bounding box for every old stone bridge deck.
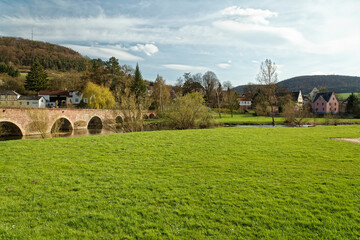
[0,108,155,136]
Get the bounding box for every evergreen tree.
[346,93,360,115]
[131,63,146,99]
[25,61,49,91]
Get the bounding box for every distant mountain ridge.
[0,37,86,71]
[233,75,360,94]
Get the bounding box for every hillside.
[0,37,86,71]
[234,75,360,94]
[278,75,360,94]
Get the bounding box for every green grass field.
[336,93,359,100]
[216,113,360,125]
[1,126,360,239]
[216,113,285,125]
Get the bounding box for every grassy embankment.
[1,125,360,239]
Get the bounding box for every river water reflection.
[0,128,117,141]
[0,124,313,141]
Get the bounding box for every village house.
[312,92,339,114]
[38,90,82,107]
[0,90,20,107]
[0,90,46,108]
[18,95,46,108]
[237,94,252,110]
[291,91,303,106]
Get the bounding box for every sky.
[1,0,360,86]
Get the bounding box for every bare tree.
[215,81,223,118]
[26,109,49,138]
[202,71,218,107]
[282,102,312,127]
[152,75,170,112]
[256,59,278,126]
[223,81,238,117]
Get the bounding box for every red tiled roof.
[38,90,70,96]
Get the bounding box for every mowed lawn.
[1,126,360,239]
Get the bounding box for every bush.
[164,92,214,129]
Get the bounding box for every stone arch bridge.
[0,108,156,136]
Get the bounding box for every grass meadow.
[336,93,359,100]
[1,126,360,239]
[216,113,360,126]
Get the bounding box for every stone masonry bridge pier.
[0,108,155,136]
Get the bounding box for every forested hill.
[234,75,360,94]
[277,75,360,94]
[0,37,86,71]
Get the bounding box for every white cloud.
[217,63,230,69]
[217,60,232,69]
[162,64,208,72]
[62,44,143,61]
[220,6,278,25]
[130,43,159,56]
[252,60,259,64]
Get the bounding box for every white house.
[67,91,82,105]
[237,96,252,110]
[292,91,303,106]
[18,96,46,108]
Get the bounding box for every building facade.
[312,92,339,114]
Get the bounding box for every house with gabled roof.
[18,96,46,108]
[312,92,339,114]
[291,91,303,106]
[0,90,21,107]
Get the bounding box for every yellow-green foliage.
[83,82,115,109]
[165,92,214,129]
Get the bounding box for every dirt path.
[333,138,360,144]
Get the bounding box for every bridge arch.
[0,121,23,136]
[51,117,73,133]
[115,115,123,124]
[88,116,103,129]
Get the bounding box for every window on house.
[19,102,22,105]
[322,102,324,105]
[316,108,318,111]
[335,103,336,106]
[27,102,29,105]
[75,98,79,102]
[335,108,336,111]
[317,102,318,105]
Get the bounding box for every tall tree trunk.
[271,105,275,126]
